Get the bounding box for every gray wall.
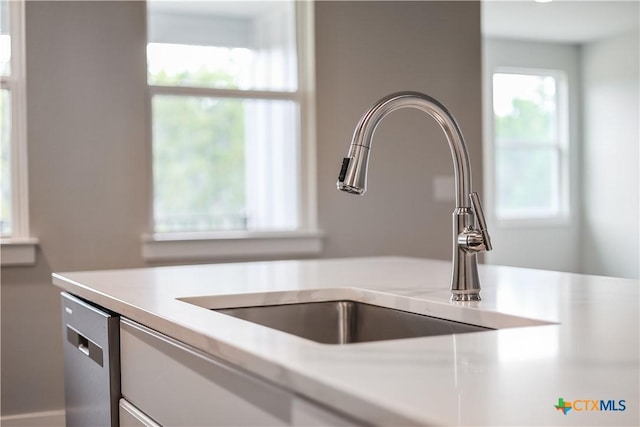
[581,30,639,279]
[2,0,148,417]
[316,1,482,260]
[1,0,482,418]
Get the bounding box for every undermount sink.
[215,300,492,344]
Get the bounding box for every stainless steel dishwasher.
[61,292,120,427]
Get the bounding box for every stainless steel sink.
[215,300,492,344]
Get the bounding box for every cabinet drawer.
[120,318,361,426]
[120,399,161,427]
[121,318,293,426]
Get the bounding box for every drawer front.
[119,399,161,427]
[61,292,120,427]
[292,398,360,427]
[120,318,292,426]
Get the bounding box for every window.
[1,0,17,237]
[1,0,28,236]
[0,0,35,265]
[1,79,10,234]
[491,69,569,221]
[144,1,320,261]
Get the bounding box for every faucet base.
[451,292,481,302]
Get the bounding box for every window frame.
[486,66,571,228]
[142,0,322,262]
[0,0,37,266]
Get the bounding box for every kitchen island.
[53,257,639,426]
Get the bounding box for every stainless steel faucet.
[337,91,492,301]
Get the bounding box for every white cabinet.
[119,399,161,427]
[290,399,359,426]
[120,318,360,426]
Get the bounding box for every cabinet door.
[120,319,292,426]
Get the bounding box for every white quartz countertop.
[52,257,639,426]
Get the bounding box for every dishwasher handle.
[66,325,104,367]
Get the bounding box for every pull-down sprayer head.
[337,145,369,195]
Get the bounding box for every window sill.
[142,230,324,263]
[0,237,39,267]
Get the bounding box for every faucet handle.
[470,192,492,251]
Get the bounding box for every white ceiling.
[482,0,640,44]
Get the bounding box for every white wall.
[482,39,582,273]
[483,32,640,279]
[581,30,639,279]
[1,0,483,419]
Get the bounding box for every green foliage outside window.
[496,147,555,212]
[493,76,560,216]
[151,70,246,232]
[149,68,237,89]
[494,85,555,143]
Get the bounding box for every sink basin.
[215,300,492,344]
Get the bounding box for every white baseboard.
[1,409,65,427]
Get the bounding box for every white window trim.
[485,66,571,229]
[1,0,37,266]
[1,236,37,266]
[142,230,323,263]
[142,1,322,262]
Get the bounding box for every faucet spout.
[336,91,491,301]
[337,91,472,206]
